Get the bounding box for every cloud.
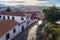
[0,0,60,6]
[37,0,48,1]
[0,1,25,3]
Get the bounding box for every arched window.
[8,16,10,19]
[12,16,14,20]
[3,16,5,20]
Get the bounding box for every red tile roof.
[19,11,40,19]
[0,20,19,36]
[0,11,41,19]
[22,11,41,19]
[30,12,40,19]
[0,11,26,17]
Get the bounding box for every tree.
[43,5,60,22]
[45,23,60,40]
[6,7,11,12]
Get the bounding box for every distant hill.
[0,4,49,12]
[0,4,60,12]
[0,3,6,6]
[10,5,48,12]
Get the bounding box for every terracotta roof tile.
[0,11,26,17]
[22,11,40,19]
[0,11,41,19]
[31,12,40,19]
[0,20,19,36]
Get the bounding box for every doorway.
[22,25,24,31]
[6,33,10,40]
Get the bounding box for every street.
[12,20,43,40]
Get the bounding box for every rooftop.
[0,11,27,17]
[31,12,40,19]
[0,20,19,37]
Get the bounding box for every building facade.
[0,11,41,40]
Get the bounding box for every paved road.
[12,20,43,40]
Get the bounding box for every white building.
[28,11,40,24]
[0,11,32,28]
[0,20,27,40]
[0,11,41,40]
[0,11,41,26]
[0,11,28,23]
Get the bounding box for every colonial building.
[27,11,41,24]
[0,11,29,23]
[0,11,41,40]
[0,20,23,40]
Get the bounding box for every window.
[8,16,10,19]
[12,17,14,20]
[6,33,10,40]
[21,17,24,20]
[3,16,5,20]
[13,28,16,33]
[0,16,1,18]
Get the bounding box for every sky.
[0,0,60,6]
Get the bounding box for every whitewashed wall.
[0,15,27,23]
[14,16,26,23]
[0,15,3,20]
